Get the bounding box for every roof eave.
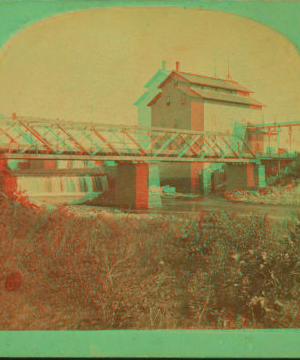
[174,71,252,93]
[191,82,253,93]
[145,70,171,89]
[134,91,150,106]
[203,97,264,107]
[176,86,202,98]
[147,93,163,107]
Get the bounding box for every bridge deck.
[0,116,297,163]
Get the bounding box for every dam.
[8,159,110,205]
[16,175,108,196]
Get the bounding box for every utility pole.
[214,59,217,78]
[227,60,231,81]
[277,125,280,154]
[289,126,292,154]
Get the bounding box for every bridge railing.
[0,116,257,160]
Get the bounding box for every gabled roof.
[134,88,162,107]
[134,69,170,106]
[175,71,252,93]
[144,69,171,89]
[159,71,252,93]
[146,84,264,108]
[187,85,264,107]
[147,92,163,107]
[135,67,264,108]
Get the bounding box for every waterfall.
[85,176,94,192]
[16,175,108,196]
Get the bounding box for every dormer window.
[166,95,170,106]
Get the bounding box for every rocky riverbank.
[221,182,300,205]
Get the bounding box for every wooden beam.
[2,153,260,163]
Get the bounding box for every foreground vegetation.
[1,193,300,330]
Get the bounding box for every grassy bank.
[1,195,300,329]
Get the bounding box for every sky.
[0,4,300,127]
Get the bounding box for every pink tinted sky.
[0,7,299,126]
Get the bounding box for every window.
[174,119,179,129]
[181,93,186,105]
[166,95,170,106]
[161,118,165,127]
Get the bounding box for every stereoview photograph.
[1,1,300,333]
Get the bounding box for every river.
[123,195,300,220]
[31,193,300,221]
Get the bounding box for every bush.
[0,198,300,329]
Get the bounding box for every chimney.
[176,61,180,72]
[12,113,16,119]
[162,60,166,70]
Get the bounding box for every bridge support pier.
[226,163,266,191]
[115,162,161,209]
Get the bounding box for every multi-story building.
[135,61,265,193]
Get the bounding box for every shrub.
[1,196,300,329]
